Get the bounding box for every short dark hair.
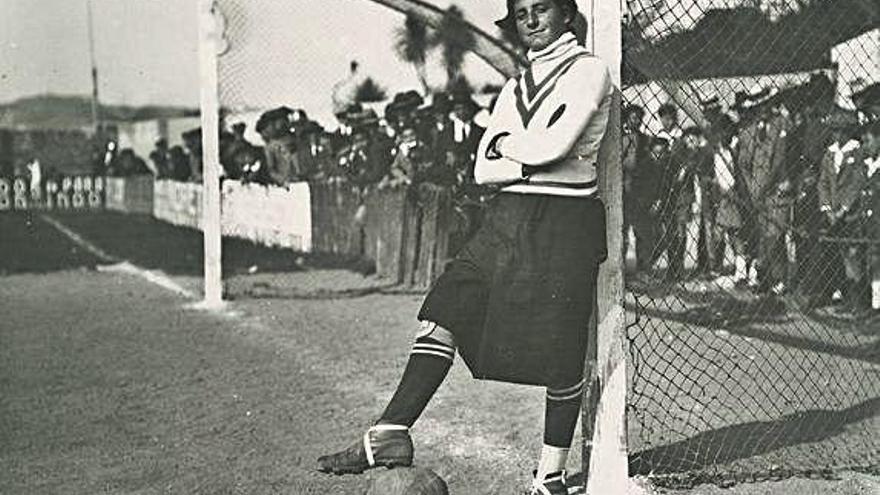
[495,0,583,45]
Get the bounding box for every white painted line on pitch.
[98,262,196,299]
[40,214,120,263]
[40,214,196,300]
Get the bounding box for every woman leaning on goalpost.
[317,1,612,493]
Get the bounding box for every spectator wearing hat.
[622,104,657,272]
[818,115,869,312]
[383,125,431,187]
[852,82,880,124]
[658,127,705,280]
[167,145,191,182]
[220,122,254,180]
[294,120,326,180]
[385,91,425,133]
[655,103,683,143]
[181,128,203,182]
[149,138,172,178]
[735,85,792,293]
[258,107,305,186]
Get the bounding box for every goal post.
[579,0,628,493]
[197,0,223,307]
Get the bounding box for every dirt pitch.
[1,211,878,494]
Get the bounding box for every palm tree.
[432,5,476,91]
[394,14,432,95]
[363,0,524,78]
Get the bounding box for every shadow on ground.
[0,212,103,274]
[1,211,374,277]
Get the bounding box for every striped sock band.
[411,336,455,362]
[546,379,585,402]
[378,332,456,427]
[544,379,585,448]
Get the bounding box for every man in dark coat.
[736,93,792,293]
[622,104,657,272]
[149,138,172,178]
[658,127,703,281]
[181,128,203,182]
[818,120,869,311]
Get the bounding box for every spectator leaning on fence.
[317,1,612,493]
[257,107,303,186]
[149,139,172,179]
[181,128,203,182]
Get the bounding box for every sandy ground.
[1,211,878,494]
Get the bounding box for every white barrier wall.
[153,179,203,229]
[222,180,312,251]
[105,176,154,214]
[152,179,312,252]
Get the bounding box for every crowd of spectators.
[96,72,880,314]
[622,75,879,314]
[140,88,486,194]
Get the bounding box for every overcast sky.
[0,0,511,124]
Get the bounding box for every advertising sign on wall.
[0,176,104,211]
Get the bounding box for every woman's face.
[513,0,571,51]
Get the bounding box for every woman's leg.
[316,322,456,474]
[377,322,456,426]
[536,378,585,480]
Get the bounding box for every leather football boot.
[529,470,568,495]
[317,424,414,475]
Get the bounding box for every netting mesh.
[622,0,879,487]
[207,0,879,488]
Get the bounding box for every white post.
[197,0,223,307]
[579,0,628,493]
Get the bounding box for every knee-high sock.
[378,323,455,427]
[538,379,585,479]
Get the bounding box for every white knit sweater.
[474,32,613,197]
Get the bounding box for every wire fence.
[621,0,879,487]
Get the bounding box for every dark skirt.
[418,192,607,387]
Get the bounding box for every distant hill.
[0,94,199,130]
